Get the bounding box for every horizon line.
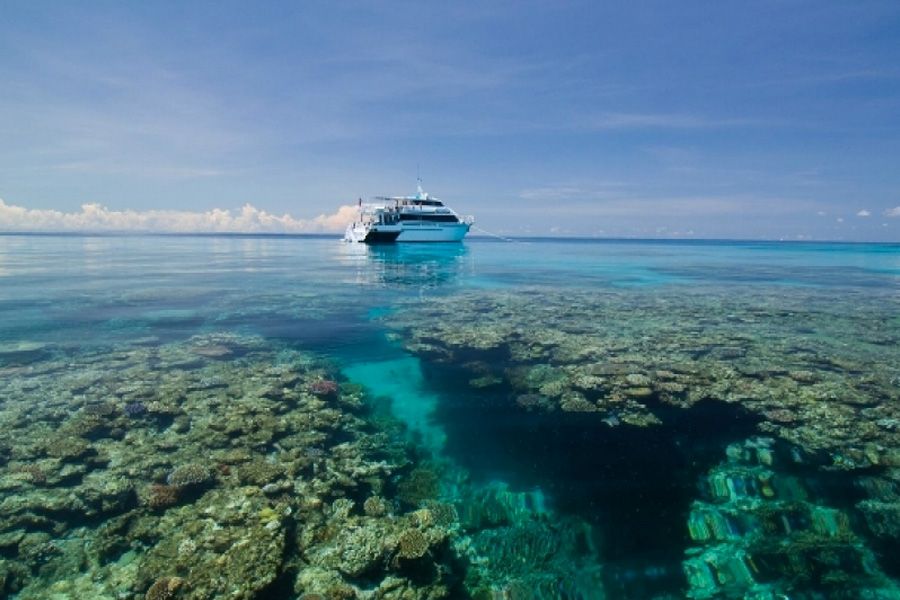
[0,231,896,245]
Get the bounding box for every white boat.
[344,179,474,243]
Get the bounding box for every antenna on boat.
[416,164,425,199]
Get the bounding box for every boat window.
[399,214,459,223]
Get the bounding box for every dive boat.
[344,179,474,243]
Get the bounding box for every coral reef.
[387,286,900,469]
[166,464,213,489]
[683,437,900,598]
[0,334,460,599]
[2,238,898,598]
[380,285,900,595]
[395,528,429,560]
[145,576,185,600]
[145,483,181,510]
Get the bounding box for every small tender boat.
[344,179,474,243]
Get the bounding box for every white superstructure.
[344,179,474,243]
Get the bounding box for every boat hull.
[345,222,471,243]
[364,229,402,243]
[344,224,402,243]
[395,223,471,242]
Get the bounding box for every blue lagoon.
[0,234,898,599]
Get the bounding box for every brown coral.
[423,501,458,527]
[18,465,47,485]
[363,495,388,517]
[146,484,180,510]
[145,576,185,600]
[307,379,338,396]
[396,529,429,560]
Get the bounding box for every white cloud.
[0,199,356,233]
[885,206,900,218]
[836,217,844,223]
[856,209,871,217]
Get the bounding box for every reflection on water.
[339,241,471,290]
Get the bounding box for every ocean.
[0,234,898,599]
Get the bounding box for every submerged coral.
[683,437,900,598]
[166,464,213,488]
[0,334,457,599]
[3,239,899,598]
[145,576,185,600]
[386,286,900,468]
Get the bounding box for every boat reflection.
[338,242,471,290]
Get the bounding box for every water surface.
[0,234,898,599]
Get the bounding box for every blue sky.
[1,1,899,240]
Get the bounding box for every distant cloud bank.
[886,206,900,218]
[0,199,356,233]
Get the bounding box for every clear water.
[0,234,898,599]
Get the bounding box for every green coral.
[396,528,429,560]
[166,464,212,488]
[396,468,439,507]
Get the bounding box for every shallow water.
[0,234,898,599]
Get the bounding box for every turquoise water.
[0,234,898,599]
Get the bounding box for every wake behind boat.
[344,179,474,243]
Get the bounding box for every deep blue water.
[1,234,898,599]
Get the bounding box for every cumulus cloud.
[856,209,871,217]
[886,206,900,218]
[0,199,357,233]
